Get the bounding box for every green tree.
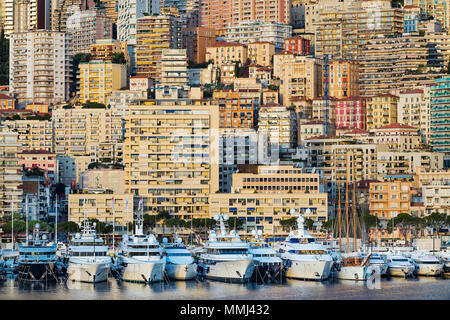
[228,217,244,230]
[57,221,80,239]
[2,219,26,234]
[279,217,297,231]
[111,52,127,64]
[305,218,315,231]
[387,213,415,244]
[0,29,9,85]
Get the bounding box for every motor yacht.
[163,235,197,281]
[386,254,416,277]
[248,229,283,281]
[411,253,444,276]
[197,214,254,283]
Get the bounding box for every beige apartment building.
[68,192,133,228]
[78,60,127,104]
[205,42,248,66]
[3,118,53,152]
[369,181,412,221]
[279,56,322,105]
[124,103,219,219]
[52,104,123,156]
[0,126,22,217]
[231,166,320,194]
[247,42,276,67]
[210,192,327,236]
[366,94,399,131]
[328,60,359,99]
[372,124,423,152]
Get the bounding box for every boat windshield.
[130,252,161,256]
[167,252,191,256]
[207,248,248,254]
[392,258,408,262]
[288,250,326,255]
[289,238,314,244]
[71,252,107,257]
[71,242,102,246]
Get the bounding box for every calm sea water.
[0,276,448,300]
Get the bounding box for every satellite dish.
[223,214,229,221]
[42,234,47,240]
[290,208,296,215]
[213,214,219,221]
[162,237,168,244]
[257,230,263,236]
[251,229,257,236]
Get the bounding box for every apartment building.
[209,192,327,236]
[369,181,412,222]
[366,94,399,131]
[51,0,83,32]
[284,36,311,56]
[212,90,255,129]
[68,192,133,228]
[0,126,23,217]
[124,103,219,219]
[397,88,431,144]
[78,60,127,104]
[79,169,126,194]
[18,150,58,183]
[430,77,450,155]
[52,104,123,156]
[247,42,275,67]
[67,7,113,54]
[0,0,14,38]
[422,185,450,215]
[372,123,422,151]
[2,118,53,152]
[205,42,248,66]
[199,0,290,35]
[334,97,366,130]
[328,60,359,99]
[359,34,445,96]
[225,20,292,50]
[181,27,216,64]
[90,39,131,67]
[258,104,297,158]
[0,94,15,110]
[135,15,179,81]
[9,31,71,106]
[313,2,404,60]
[279,56,322,105]
[159,49,189,88]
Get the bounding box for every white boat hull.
[285,260,333,280]
[165,262,197,281]
[67,262,110,283]
[371,263,388,276]
[202,259,254,283]
[122,260,166,283]
[337,265,373,281]
[415,264,443,276]
[388,266,415,277]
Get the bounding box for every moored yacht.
[117,202,165,283]
[411,253,444,276]
[336,253,375,281]
[278,215,333,281]
[386,254,416,277]
[249,229,283,281]
[16,223,60,282]
[66,220,112,283]
[197,214,254,283]
[368,253,388,276]
[163,235,197,281]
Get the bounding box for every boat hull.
[67,261,110,283]
[285,260,333,281]
[337,265,373,281]
[165,262,197,281]
[415,264,444,276]
[121,260,166,283]
[17,263,58,282]
[388,266,415,277]
[200,259,255,283]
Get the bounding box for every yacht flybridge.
[67,220,112,283]
[198,214,255,283]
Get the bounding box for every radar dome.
[213,214,219,221]
[35,223,40,229]
[42,234,47,240]
[223,214,229,221]
[176,237,182,243]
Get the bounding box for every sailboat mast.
[11,195,14,250]
[55,194,58,243]
[25,194,29,245]
[353,179,357,263]
[337,181,341,253]
[345,156,349,254]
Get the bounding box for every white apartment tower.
[9,31,71,106]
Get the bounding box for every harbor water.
[0,276,448,300]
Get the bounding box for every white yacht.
[66,221,112,283]
[248,229,283,281]
[277,215,333,281]
[386,254,416,277]
[163,235,197,281]
[368,253,388,276]
[411,253,444,276]
[117,205,166,283]
[197,214,255,283]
